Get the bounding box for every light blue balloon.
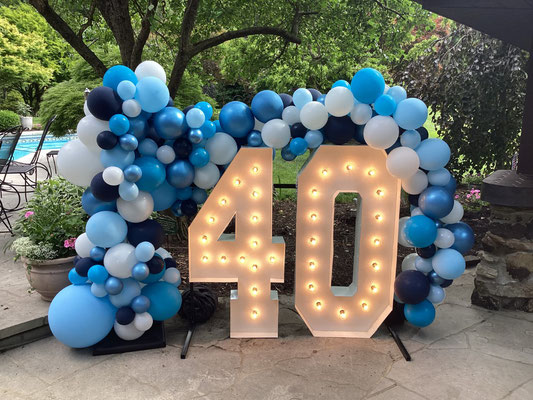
[195,101,213,120]
[141,281,182,321]
[109,278,141,308]
[350,68,385,104]
[150,180,178,211]
[374,94,396,116]
[101,147,135,169]
[109,114,130,136]
[427,284,445,303]
[48,284,116,348]
[317,94,326,105]
[293,88,313,109]
[186,108,205,129]
[400,129,421,149]
[387,86,407,104]
[135,242,155,262]
[427,168,451,186]
[404,299,435,327]
[304,130,323,149]
[103,65,137,91]
[119,181,139,201]
[416,138,451,171]
[332,80,350,89]
[131,295,151,313]
[393,98,428,130]
[124,164,143,182]
[117,80,136,100]
[138,138,158,157]
[135,76,170,113]
[86,211,127,248]
[432,249,465,280]
[415,256,433,273]
[191,187,208,204]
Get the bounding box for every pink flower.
[475,194,481,199]
[63,237,77,249]
[466,194,471,199]
[24,211,34,218]
[454,195,459,199]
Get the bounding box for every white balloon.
[156,247,172,259]
[261,119,291,148]
[363,116,399,149]
[77,115,109,152]
[300,101,328,130]
[427,168,451,186]
[434,228,455,249]
[440,200,464,224]
[104,243,137,279]
[91,283,107,297]
[57,139,104,187]
[163,268,181,284]
[135,60,166,82]
[386,147,420,179]
[156,145,176,164]
[411,207,424,216]
[325,87,354,117]
[83,101,90,116]
[103,166,124,186]
[133,312,153,332]
[114,321,144,341]
[350,103,372,125]
[193,162,220,189]
[205,132,237,165]
[117,191,154,223]
[402,253,418,271]
[122,99,142,118]
[415,256,433,273]
[281,105,301,125]
[398,216,412,247]
[75,233,95,258]
[402,169,428,195]
[254,118,265,132]
[383,84,390,94]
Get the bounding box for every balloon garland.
[51,61,474,348]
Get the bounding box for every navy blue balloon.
[446,222,475,255]
[127,219,164,248]
[171,200,183,217]
[323,116,356,145]
[183,105,194,114]
[251,90,283,123]
[385,137,401,154]
[86,86,122,121]
[90,172,120,202]
[408,194,419,207]
[419,186,454,219]
[417,126,429,141]
[81,188,117,216]
[167,159,195,188]
[247,130,263,147]
[441,279,453,288]
[394,270,430,305]
[219,101,254,138]
[290,122,307,138]
[354,124,366,144]
[116,306,136,325]
[153,107,187,139]
[191,187,208,204]
[281,145,297,161]
[308,88,322,101]
[279,93,293,108]
[97,131,118,150]
[180,198,198,216]
[164,258,177,269]
[75,257,97,277]
[442,175,457,194]
[417,244,437,259]
[173,138,193,159]
[428,270,445,286]
[146,255,165,274]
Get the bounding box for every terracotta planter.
[22,255,75,301]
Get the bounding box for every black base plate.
[92,321,166,356]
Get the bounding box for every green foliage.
[395,24,528,178]
[39,78,99,136]
[0,89,23,112]
[0,109,19,130]
[12,178,87,260]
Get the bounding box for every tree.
[395,24,528,178]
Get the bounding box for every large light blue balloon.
[48,284,116,348]
[387,86,407,104]
[432,248,465,279]
[150,180,178,211]
[86,211,127,248]
[350,68,385,104]
[135,76,170,113]
[141,281,182,321]
[416,138,451,171]
[292,88,313,109]
[393,98,428,130]
[101,147,135,169]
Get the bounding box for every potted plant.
[10,178,87,301]
[17,102,33,130]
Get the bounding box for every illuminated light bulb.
[309,261,316,270]
[362,302,369,311]
[311,188,318,197]
[208,216,215,224]
[220,255,227,263]
[269,256,276,263]
[239,256,246,263]
[219,198,227,205]
[251,215,259,223]
[251,310,259,319]
[375,214,383,221]
[376,189,384,197]
[315,301,322,310]
[368,169,376,176]
[308,283,315,292]
[346,164,354,171]
[251,287,258,296]
[201,255,209,263]
[370,285,378,293]
[252,190,260,198]
[372,262,380,271]
[339,309,347,319]
[201,235,208,243]
[373,238,381,246]
[321,169,328,176]
[310,213,318,221]
[309,237,317,246]
[251,264,258,272]
[233,178,242,187]
[251,240,259,248]
[251,166,259,174]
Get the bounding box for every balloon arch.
[50,61,474,347]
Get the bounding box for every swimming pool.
[14,133,77,160]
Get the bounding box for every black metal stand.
[181,322,196,359]
[386,324,411,361]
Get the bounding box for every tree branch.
[28,0,107,77]
[131,0,159,68]
[373,0,405,20]
[78,0,97,38]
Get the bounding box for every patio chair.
[2,115,55,202]
[0,127,24,233]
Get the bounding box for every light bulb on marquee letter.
[189,147,285,338]
[294,146,401,338]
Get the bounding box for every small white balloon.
[398,216,412,247]
[427,284,446,304]
[415,256,433,273]
[133,312,153,332]
[57,139,104,187]
[156,247,172,259]
[156,145,176,164]
[434,228,455,249]
[91,283,107,298]
[350,103,373,125]
[427,168,451,186]
[300,101,328,130]
[122,99,142,118]
[135,60,166,82]
[77,115,109,152]
[117,191,154,223]
[103,166,124,186]
[114,321,144,341]
[261,119,291,148]
[363,116,399,149]
[402,169,428,195]
[402,253,418,271]
[83,101,90,116]
[205,132,237,165]
[254,118,265,132]
[440,200,464,224]
[411,207,424,216]
[400,129,421,149]
[163,268,181,285]
[193,162,220,189]
[75,233,95,258]
[281,105,301,125]
[325,87,354,117]
[104,243,137,279]
[386,147,420,179]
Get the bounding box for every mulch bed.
[168,185,490,297]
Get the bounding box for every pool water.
[14,134,77,160]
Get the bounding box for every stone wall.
[472,205,533,312]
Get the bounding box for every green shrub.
[0,109,20,130]
[0,90,24,112]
